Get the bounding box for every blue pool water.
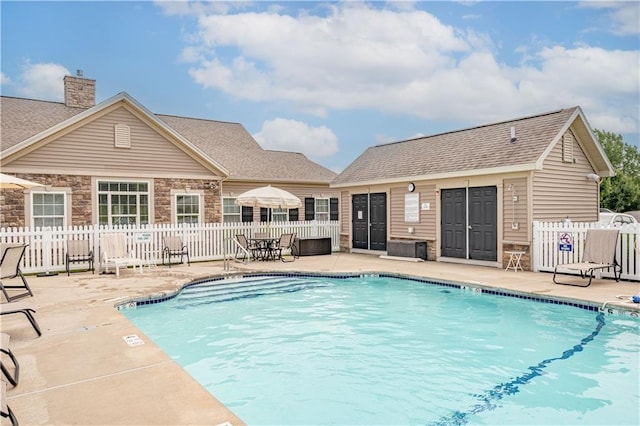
[122,274,640,425]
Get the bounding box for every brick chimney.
[63,70,95,108]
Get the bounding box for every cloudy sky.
[1,1,638,172]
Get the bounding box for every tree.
[595,129,640,212]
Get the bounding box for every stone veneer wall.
[0,174,221,228]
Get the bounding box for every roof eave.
[330,163,538,188]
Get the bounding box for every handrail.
[225,237,250,269]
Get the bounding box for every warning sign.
[559,233,573,252]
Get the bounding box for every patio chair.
[272,233,298,262]
[100,233,143,277]
[0,244,33,302]
[0,301,41,337]
[65,239,94,276]
[235,234,260,261]
[162,236,189,267]
[1,333,19,387]
[553,229,621,287]
[1,379,18,426]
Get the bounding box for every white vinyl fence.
[532,221,640,281]
[0,221,340,275]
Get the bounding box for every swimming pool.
[122,273,640,425]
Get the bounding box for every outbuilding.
[331,107,614,270]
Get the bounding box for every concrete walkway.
[2,253,639,425]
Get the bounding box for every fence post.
[532,221,539,272]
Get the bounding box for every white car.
[598,212,638,227]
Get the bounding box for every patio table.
[250,237,279,261]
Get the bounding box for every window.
[315,198,329,221]
[305,197,338,221]
[273,208,288,222]
[223,198,241,223]
[176,194,201,224]
[98,180,149,225]
[32,192,66,228]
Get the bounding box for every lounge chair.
[1,379,18,426]
[0,245,33,302]
[162,236,189,267]
[1,333,19,387]
[0,301,41,337]
[65,239,94,276]
[272,233,297,262]
[100,233,143,277]
[553,229,621,287]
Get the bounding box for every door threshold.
[350,248,385,256]
[438,257,500,268]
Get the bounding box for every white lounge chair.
[0,301,41,337]
[100,233,143,277]
[553,229,621,287]
[1,333,19,387]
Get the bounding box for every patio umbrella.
[0,173,44,189]
[235,185,302,209]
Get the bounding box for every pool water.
[123,275,640,425]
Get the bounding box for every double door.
[441,186,497,261]
[352,193,387,251]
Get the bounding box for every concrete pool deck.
[2,252,639,425]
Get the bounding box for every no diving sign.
[559,233,573,252]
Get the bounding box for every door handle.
[468,225,472,229]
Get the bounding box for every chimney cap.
[76,69,83,77]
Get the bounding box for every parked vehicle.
[598,212,638,227]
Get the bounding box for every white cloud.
[253,118,339,159]
[176,2,639,136]
[579,1,640,36]
[0,72,11,85]
[16,62,71,101]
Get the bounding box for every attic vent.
[562,132,573,163]
[114,124,131,148]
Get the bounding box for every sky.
[1,1,639,173]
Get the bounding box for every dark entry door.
[369,192,387,251]
[441,188,466,258]
[352,194,369,249]
[468,186,497,261]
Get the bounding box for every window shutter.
[305,198,315,221]
[114,124,131,148]
[289,208,299,222]
[242,206,253,222]
[260,208,271,222]
[330,198,339,221]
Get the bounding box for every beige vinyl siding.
[503,177,528,242]
[533,130,598,222]
[222,182,339,222]
[8,106,215,178]
[341,190,350,234]
[389,183,436,240]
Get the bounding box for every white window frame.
[28,190,69,229]
[172,190,203,224]
[315,198,330,221]
[96,179,151,226]
[223,197,241,223]
[272,207,288,222]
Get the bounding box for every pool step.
[176,276,327,306]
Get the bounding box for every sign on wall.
[405,193,419,223]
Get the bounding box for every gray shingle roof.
[332,107,579,186]
[0,96,336,184]
[158,114,336,183]
[1,96,85,150]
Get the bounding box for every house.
[0,73,339,229]
[331,107,614,270]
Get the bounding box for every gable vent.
[114,124,131,148]
[562,132,573,163]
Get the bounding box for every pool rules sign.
[559,233,573,252]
